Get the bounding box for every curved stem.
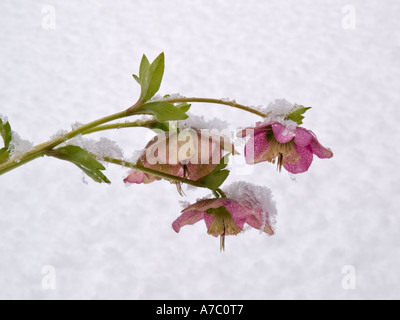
[0,110,130,175]
[162,97,267,118]
[0,100,148,176]
[81,120,162,135]
[0,96,264,177]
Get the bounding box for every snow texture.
[67,136,124,161]
[177,113,229,131]
[0,0,400,300]
[224,181,277,228]
[257,99,300,130]
[0,113,9,123]
[8,131,34,160]
[151,93,186,102]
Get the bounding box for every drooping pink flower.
[173,197,275,251]
[124,129,235,186]
[237,121,333,174]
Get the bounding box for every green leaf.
[143,52,165,102]
[0,148,9,163]
[214,153,230,172]
[137,101,190,122]
[135,53,165,102]
[49,145,110,184]
[132,74,140,84]
[0,118,12,149]
[139,54,150,80]
[196,155,231,190]
[0,118,12,163]
[148,121,170,132]
[197,170,230,190]
[285,106,311,125]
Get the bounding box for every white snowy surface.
[1,0,399,300]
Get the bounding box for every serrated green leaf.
[285,106,311,125]
[49,145,110,184]
[197,170,230,190]
[137,101,190,121]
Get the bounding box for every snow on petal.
[245,215,275,235]
[272,123,296,143]
[181,198,229,213]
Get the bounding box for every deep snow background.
[1,0,399,300]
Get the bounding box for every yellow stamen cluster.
[207,207,242,251]
[264,138,300,171]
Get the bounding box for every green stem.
[0,96,264,177]
[0,110,134,176]
[103,157,206,189]
[81,120,160,135]
[162,97,267,118]
[104,157,227,195]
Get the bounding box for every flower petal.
[294,127,313,147]
[123,170,161,184]
[185,163,219,181]
[244,130,271,164]
[181,198,230,213]
[236,121,275,138]
[283,145,313,174]
[172,211,205,233]
[123,170,145,184]
[272,123,296,143]
[310,137,333,159]
[245,214,275,235]
[224,202,252,230]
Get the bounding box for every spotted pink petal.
[272,123,296,143]
[172,211,205,233]
[244,130,271,164]
[283,145,314,174]
[224,202,253,230]
[294,127,313,147]
[310,138,333,159]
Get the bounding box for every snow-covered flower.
[172,182,276,251]
[124,129,234,185]
[238,121,333,174]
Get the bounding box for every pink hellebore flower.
[238,121,333,174]
[173,198,274,251]
[124,129,234,185]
